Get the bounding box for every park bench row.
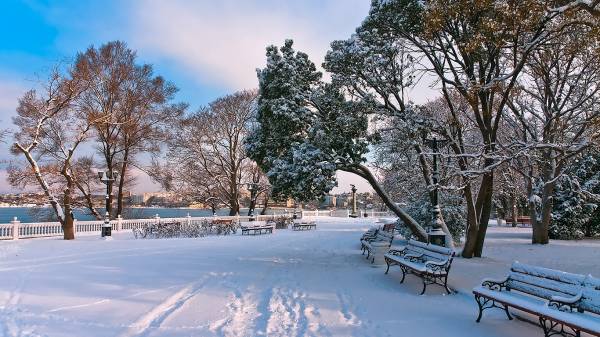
[241,219,317,235]
[360,226,455,295]
[359,226,599,336]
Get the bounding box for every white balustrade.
[0,210,395,241]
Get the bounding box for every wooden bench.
[384,239,455,294]
[360,229,394,264]
[473,262,600,337]
[292,219,317,231]
[240,221,274,236]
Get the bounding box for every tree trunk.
[461,183,480,258]
[14,144,66,225]
[116,149,129,218]
[472,170,495,257]
[228,194,240,216]
[342,164,428,241]
[62,193,75,240]
[260,193,269,215]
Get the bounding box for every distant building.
[321,195,337,208]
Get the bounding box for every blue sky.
[0,0,428,193]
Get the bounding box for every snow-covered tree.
[551,150,600,239]
[10,69,101,239]
[247,40,428,240]
[359,0,572,257]
[506,21,600,244]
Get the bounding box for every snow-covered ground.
[0,218,598,337]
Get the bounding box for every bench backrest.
[240,221,268,227]
[375,230,394,243]
[506,262,585,300]
[582,275,600,315]
[405,239,453,263]
[382,223,395,232]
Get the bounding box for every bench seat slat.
[511,262,586,286]
[507,272,582,298]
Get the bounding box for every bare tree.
[155,90,257,215]
[72,41,182,218]
[10,69,102,239]
[506,24,600,243]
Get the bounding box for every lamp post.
[423,137,448,246]
[98,170,117,238]
[246,183,258,221]
[349,184,358,218]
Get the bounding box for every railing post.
[187,213,191,225]
[73,219,78,235]
[11,217,20,240]
[155,214,160,224]
[117,215,122,231]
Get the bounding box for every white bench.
[360,229,395,264]
[384,239,455,294]
[473,262,600,337]
[240,221,274,236]
[292,219,317,231]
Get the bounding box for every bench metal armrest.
[548,292,583,312]
[481,276,509,291]
[425,259,449,273]
[387,247,407,256]
[404,253,424,262]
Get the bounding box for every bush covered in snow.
[551,151,600,239]
[399,192,465,243]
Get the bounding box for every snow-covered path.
[0,218,596,337]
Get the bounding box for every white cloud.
[129,0,368,90]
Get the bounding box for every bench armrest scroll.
[404,253,425,262]
[548,292,583,312]
[387,247,407,256]
[481,276,509,291]
[425,259,449,272]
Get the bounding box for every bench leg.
[539,317,580,337]
[443,275,452,295]
[385,259,391,274]
[399,266,407,283]
[420,277,428,295]
[475,294,485,323]
[504,305,513,320]
[474,295,510,323]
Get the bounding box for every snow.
[0,218,599,337]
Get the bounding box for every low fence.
[0,210,397,241]
[300,209,395,218]
[0,214,285,241]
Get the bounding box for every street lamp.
[246,183,258,221]
[349,184,358,218]
[423,137,449,247]
[98,170,118,238]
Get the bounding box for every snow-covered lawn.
[0,218,598,337]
